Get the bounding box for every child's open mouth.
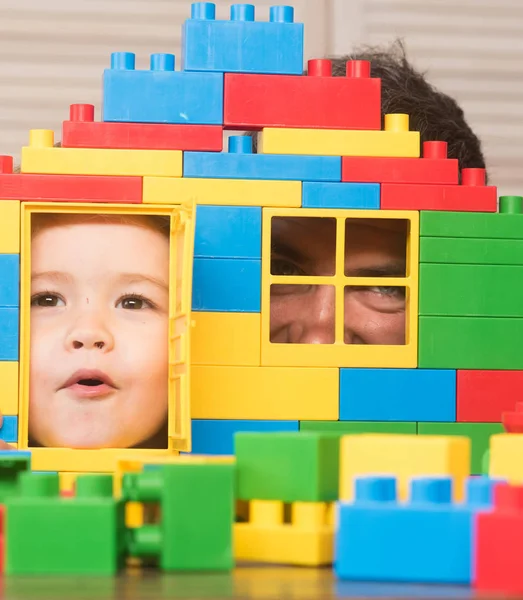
[60,369,118,399]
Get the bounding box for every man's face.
[270,217,407,345]
[29,217,170,449]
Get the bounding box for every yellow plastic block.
[0,202,20,252]
[191,365,338,420]
[260,114,420,157]
[126,502,145,528]
[191,312,261,366]
[489,433,523,484]
[339,434,470,502]
[21,130,182,177]
[234,500,334,566]
[0,362,19,415]
[261,207,419,368]
[143,176,301,207]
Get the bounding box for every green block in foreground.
[0,451,31,502]
[420,237,523,265]
[420,211,523,239]
[124,463,235,571]
[235,431,339,502]
[418,422,503,475]
[419,316,523,369]
[6,473,125,575]
[420,264,523,317]
[300,421,417,435]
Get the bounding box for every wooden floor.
[0,566,477,599]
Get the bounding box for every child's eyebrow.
[31,270,73,283]
[118,273,169,291]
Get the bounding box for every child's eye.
[117,294,156,310]
[31,293,65,308]
[271,258,306,277]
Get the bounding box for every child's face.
[29,216,170,449]
[270,218,407,344]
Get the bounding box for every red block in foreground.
[380,169,497,212]
[457,370,523,422]
[224,59,381,131]
[474,484,523,594]
[62,104,223,151]
[342,141,458,185]
[0,155,142,203]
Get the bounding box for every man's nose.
[64,312,114,352]
[288,285,336,344]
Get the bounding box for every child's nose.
[65,319,114,352]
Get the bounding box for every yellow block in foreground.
[340,434,470,502]
[260,114,420,158]
[191,365,338,420]
[0,202,20,252]
[489,433,523,484]
[191,312,261,366]
[0,361,19,415]
[143,176,301,207]
[21,129,182,177]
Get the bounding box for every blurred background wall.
[0,0,521,195]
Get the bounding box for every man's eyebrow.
[118,272,169,291]
[271,241,310,265]
[346,263,407,277]
[31,271,73,283]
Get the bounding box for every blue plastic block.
[302,182,380,209]
[103,52,223,124]
[0,308,18,360]
[339,368,456,422]
[0,416,18,443]
[195,206,261,259]
[0,255,20,307]
[191,419,299,455]
[335,475,497,584]
[192,257,261,312]
[182,3,304,74]
[184,135,341,181]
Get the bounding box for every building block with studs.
[342,141,458,184]
[420,236,523,265]
[0,362,19,415]
[103,52,223,124]
[194,206,261,259]
[191,419,299,455]
[339,433,470,502]
[0,308,19,360]
[260,114,420,157]
[419,316,523,369]
[336,476,497,584]
[0,451,31,502]
[0,155,142,204]
[417,422,503,475]
[474,483,523,595]
[192,257,261,312]
[457,370,523,422]
[224,59,380,130]
[63,103,223,150]
[183,136,341,181]
[21,130,182,177]
[191,365,338,420]
[381,169,497,211]
[5,473,125,575]
[339,368,456,422]
[420,263,523,317]
[0,416,17,443]
[123,463,235,570]
[300,421,417,435]
[489,434,523,484]
[182,3,303,75]
[0,255,19,307]
[302,182,379,209]
[501,401,523,433]
[235,431,340,502]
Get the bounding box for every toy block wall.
[0,1,519,475]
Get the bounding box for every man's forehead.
[272,216,407,235]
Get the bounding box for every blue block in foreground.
[0,416,18,443]
[303,182,380,209]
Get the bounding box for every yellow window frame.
[261,207,419,368]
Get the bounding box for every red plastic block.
[502,402,523,433]
[474,483,523,594]
[342,141,458,184]
[0,155,142,203]
[457,370,523,422]
[224,59,381,131]
[62,104,223,151]
[380,169,496,212]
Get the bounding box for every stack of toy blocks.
[234,431,339,566]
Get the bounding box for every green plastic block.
[300,421,417,435]
[6,473,125,575]
[420,237,523,265]
[420,211,523,240]
[124,463,235,571]
[420,264,523,317]
[417,422,503,475]
[234,431,339,502]
[0,451,31,502]
[419,316,523,369]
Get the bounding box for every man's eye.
[271,258,304,277]
[368,286,406,299]
[31,293,65,307]
[117,295,154,310]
